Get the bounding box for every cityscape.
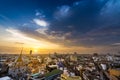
[0,51,120,80]
[0,0,120,80]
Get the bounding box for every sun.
[34,49,38,52]
[33,48,39,53]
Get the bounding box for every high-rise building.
[30,50,32,55]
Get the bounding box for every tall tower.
[30,50,32,55]
[16,48,23,62]
[29,50,33,60]
[15,48,23,67]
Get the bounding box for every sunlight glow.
[5,28,60,49]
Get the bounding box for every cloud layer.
[1,0,120,49]
[23,0,120,47]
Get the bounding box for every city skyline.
[0,0,120,54]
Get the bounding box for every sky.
[0,0,120,54]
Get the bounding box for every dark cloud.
[14,0,120,48]
[43,0,120,47]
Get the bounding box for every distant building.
[61,74,82,80]
[114,53,120,63]
[109,69,120,76]
[30,50,32,55]
[70,55,77,62]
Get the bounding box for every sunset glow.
[0,0,120,54]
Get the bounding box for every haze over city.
[0,0,120,54]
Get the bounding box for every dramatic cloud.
[5,28,59,49]
[44,0,120,47]
[0,0,120,51]
[12,0,120,48]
